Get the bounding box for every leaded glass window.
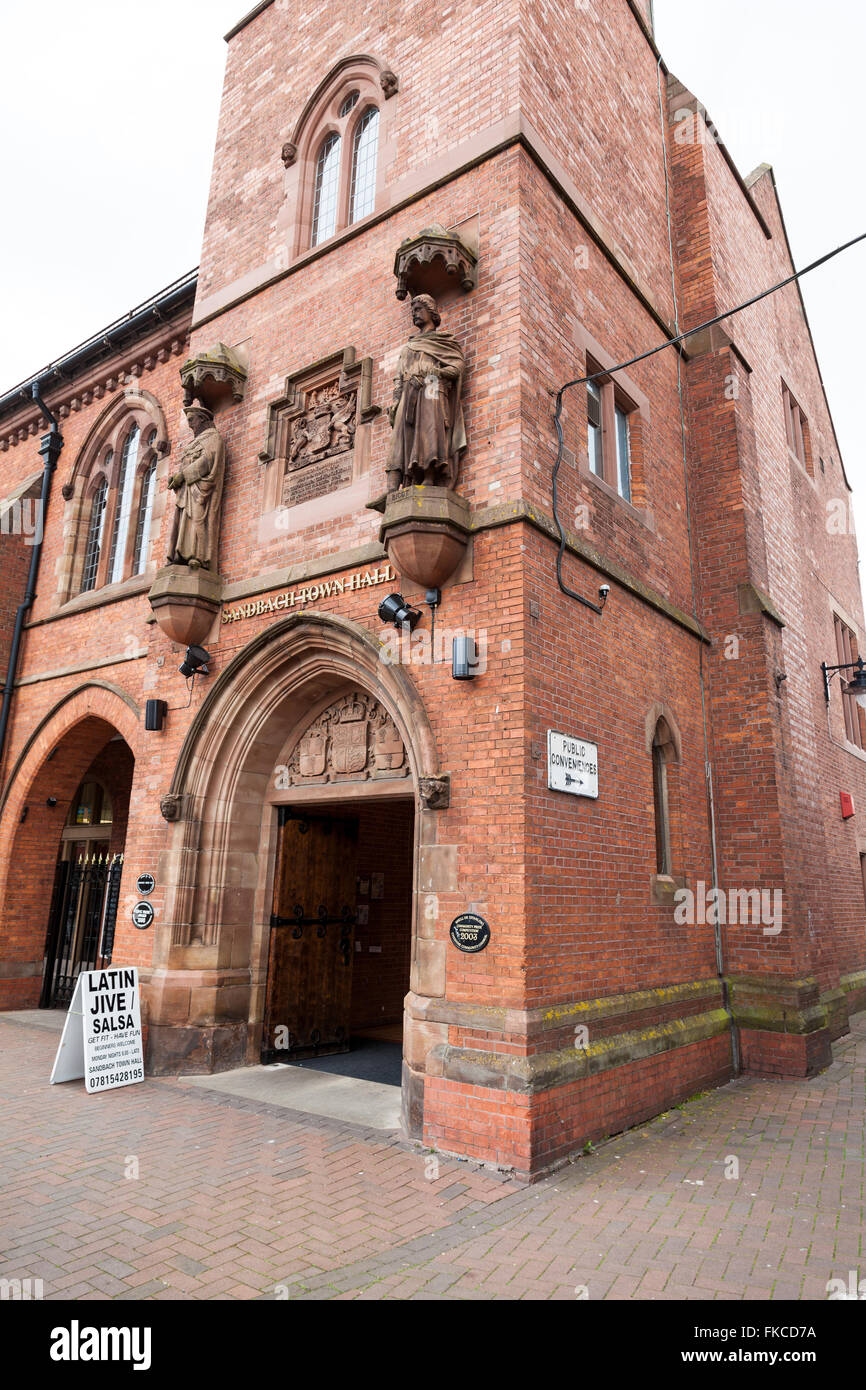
[80,478,108,593]
[349,106,379,223]
[311,132,341,246]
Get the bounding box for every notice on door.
[50,967,144,1093]
[547,730,599,798]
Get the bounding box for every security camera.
[179,645,211,679]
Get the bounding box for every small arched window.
[311,132,342,246]
[80,478,108,593]
[652,729,671,875]
[349,106,379,222]
[651,717,680,878]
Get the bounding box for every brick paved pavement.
[1,1013,863,1300]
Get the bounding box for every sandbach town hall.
[0,0,864,1178]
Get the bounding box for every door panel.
[262,811,359,1061]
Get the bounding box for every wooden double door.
[262,809,360,1062]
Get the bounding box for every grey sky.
[2,1,863,539]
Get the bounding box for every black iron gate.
[40,852,124,1008]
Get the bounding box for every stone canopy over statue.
[386,294,466,493]
[167,406,226,571]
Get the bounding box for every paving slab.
[1,1012,864,1301]
[181,1061,402,1130]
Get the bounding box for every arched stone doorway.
[151,612,448,1135]
[0,683,139,1011]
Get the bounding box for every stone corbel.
[160,793,183,823]
[379,69,399,98]
[180,343,248,413]
[148,565,223,647]
[419,774,451,811]
[394,224,478,301]
[377,486,471,589]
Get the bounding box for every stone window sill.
[651,873,686,905]
[581,463,654,532]
[29,572,153,628]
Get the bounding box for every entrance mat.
[296,1037,403,1087]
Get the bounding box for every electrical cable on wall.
[550,228,866,612]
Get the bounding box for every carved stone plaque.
[259,347,378,514]
[287,692,409,785]
[283,451,353,508]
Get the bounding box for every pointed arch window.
[649,716,682,891]
[349,106,379,223]
[80,478,108,593]
[63,394,168,603]
[107,424,141,584]
[133,440,158,575]
[286,61,389,254]
[652,723,672,876]
[311,132,342,246]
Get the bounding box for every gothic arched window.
[80,477,108,594]
[650,716,682,881]
[107,424,141,584]
[60,392,169,603]
[349,106,379,222]
[311,132,342,246]
[133,444,158,575]
[282,57,394,256]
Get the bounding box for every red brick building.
[0,0,864,1179]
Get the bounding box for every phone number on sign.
[87,1068,144,1088]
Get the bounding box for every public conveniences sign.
[547,730,599,798]
[50,967,144,1093]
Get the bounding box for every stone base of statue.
[376,486,471,590]
[148,565,223,647]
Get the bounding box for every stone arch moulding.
[160,611,445,953]
[643,700,683,762]
[0,681,141,822]
[61,389,170,498]
[0,682,141,908]
[277,54,398,259]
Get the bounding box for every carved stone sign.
[221,562,395,626]
[288,381,357,469]
[283,692,409,786]
[259,347,377,513]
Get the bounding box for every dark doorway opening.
[40,739,133,1009]
[261,796,414,1087]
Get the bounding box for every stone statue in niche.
[386,293,467,493]
[287,692,409,784]
[166,406,226,571]
[287,382,357,472]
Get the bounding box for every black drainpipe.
[0,382,64,782]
